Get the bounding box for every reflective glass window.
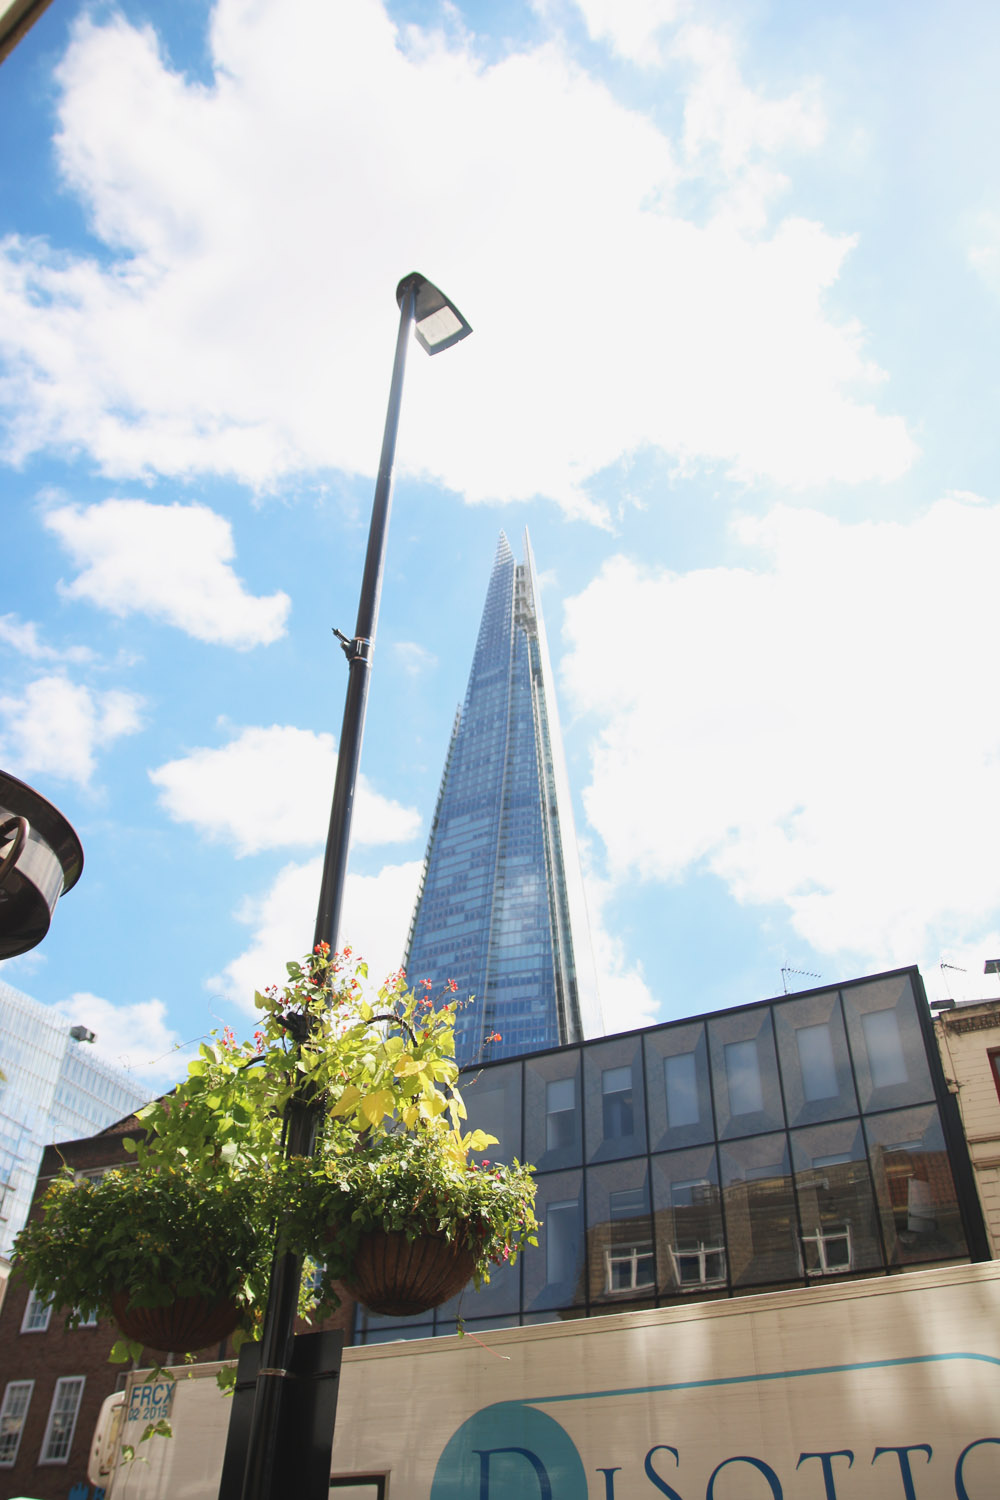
[791,1120,883,1278]
[584,1038,647,1162]
[842,975,934,1112]
[864,1106,968,1265]
[462,1061,522,1162]
[40,1376,85,1464]
[861,1009,908,1088]
[602,1067,634,1138]
[21,1289,51,1333]
[0,1381,33,1467]
[709,1011,784,1138]
[644,1022,714,1151]
[524,1053,582,1171]
[719,1134,800,1287]
[724,1041,764,1115]
[796,1026,838,1101]
[547,1078,576,1150]
[587,1159,654,1306]
[651,1146,726,1297]
[775,991,858,1126]
[523,1170,585,1312]
[436,1252,521,1323]
[665,1053,700,1128]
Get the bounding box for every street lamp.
[0,770,83,958]
[236,273,471,1500]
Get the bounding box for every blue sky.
[3,0,1000,1091]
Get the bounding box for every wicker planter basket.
[344,1230,477,1317]
[111,1290,242,1354]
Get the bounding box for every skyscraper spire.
[405,530,602,1066]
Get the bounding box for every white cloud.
[393,641,437,677]
[582,863,659,1032]
[150,724,421,854]
[0,673,143,784]
[968,210,1000,299]
[49,992,193,1090]
[210,856,423,1011]
[0,1,913,516]
[562,494,1000,972]
[44,498,289,648]
[572,0,686,66]
[0,613,93,664]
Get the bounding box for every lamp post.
[236,273,472,1500]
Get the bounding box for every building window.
[802,1222,852,1276]
[988,1048,1000,1105]
[0,1381,34,1467]
[39,1377,85,1465]
[670,1242,727,1288]
[546,1198,581,1284]
[546,1077,576,1150]
[861,1008,908,1088]
[605,1244,656,1292]
[604,1186,654,1293]
[664,1052,700,1128]
[21,1289,52,1333]
[795,1023,839,1102]
[602,1066,634,1139]
[724,1040,764,1115]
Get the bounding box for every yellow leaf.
[329,1084,362,1118]
[359,1088,394,1128]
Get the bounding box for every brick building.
[934,996,1000,1255]
[0,1114,355,1500]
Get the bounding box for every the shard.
[405,531,602,1066]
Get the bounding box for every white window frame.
[39,1376,85,1465]
[21,1288,52,1333]
[604,1243,655,1293]
[670,1241,727,1288]
[73,1307,99,1328]
[0,1380,34,1467]
[801,1222,853,1276]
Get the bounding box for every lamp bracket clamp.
[332,628,372,665]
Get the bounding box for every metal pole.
[236,281,418,1500]
[313,279,417,952]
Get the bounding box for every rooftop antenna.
[939,962,967,1000]
[781,965,821,994]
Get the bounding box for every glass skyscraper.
[405,531,602,1067]
[0,978,151,1257]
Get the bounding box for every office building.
[405,531,601,1067]
[0,978,150,1258]
[355,965,989,1343]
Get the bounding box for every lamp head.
[397,273,472,355]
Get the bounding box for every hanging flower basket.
[111,1290,242,1354]
[343,1229,478,1317]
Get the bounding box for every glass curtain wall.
[355,969,977,1343]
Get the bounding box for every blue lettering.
[707,1456,783,1499]
[598,1467,621,1498]
[644,1445,684,1499]
[797,1450,854,1499]
[474,1446,553,1500]
[954,1437,1000,1500]
[872,1445,932,1500]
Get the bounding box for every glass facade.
[0,979,151,1257]
[355,968,983,1344]
[404,531,601,1067]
